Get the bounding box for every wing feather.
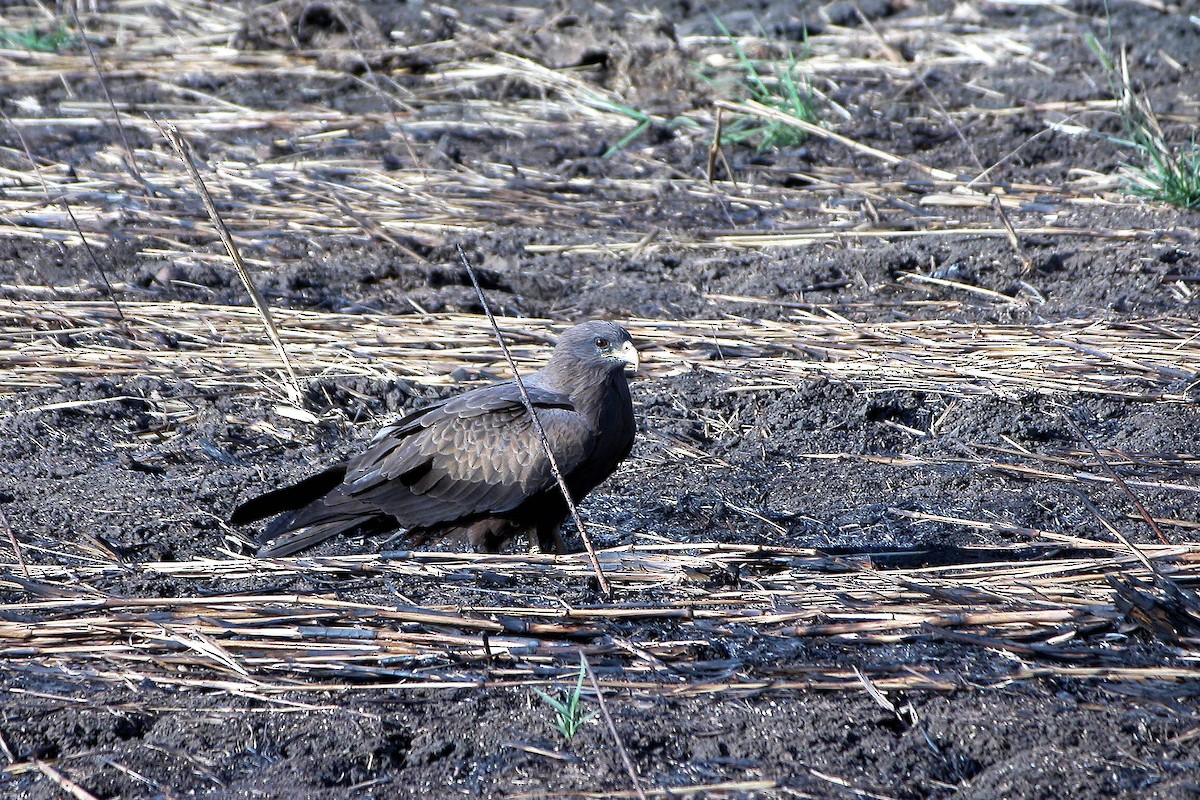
[329,381,593,528]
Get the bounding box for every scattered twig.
[991,194,1036,275]
[706,106,724,183]
[69,4,149,193]
[96,758,183,800]
[898,271,1023,305]
[1071,489,1157,573]
[58,200,124,319]
[457,246,611,597]
[714,99,958,181]
[162,125,304,407]
[0,507,28,579]
[808,768,901,800]
[35,760,100,800]
[1061,410,1171,545]
[0,110,74,304]
[582,652,648,800]
[884,39,1037,279]
[507,780,779,799]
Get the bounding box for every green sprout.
[0,26,77,53]
[534,655,597,741]
[710,17,819,151]
[1124,135,1200,211]
[1086,31,1200,211]
[598,99,698,158]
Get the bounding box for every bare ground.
[1,0,1199,798]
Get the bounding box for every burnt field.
[1,0,1199,798]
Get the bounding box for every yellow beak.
[616,340,639,374]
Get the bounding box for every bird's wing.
[333,381,594,528]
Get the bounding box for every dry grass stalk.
[507,780,780,799]
[0,507,27,579]
[1062,413,1172,546]
[582,652,648,800]
[162,125,304,407]
[0,108,123,316]
[34,760,100,800]
[525,226,1178,256]
[2,539,1197,696]
[3,304,1199,407]
[68,2,148,193]
[715,98,958,181]
[458,246,611,597]
[0,0,1164,272]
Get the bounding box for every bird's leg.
[536,523,569,555]
[467,518,518,553]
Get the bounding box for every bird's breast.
[583,373,635,466]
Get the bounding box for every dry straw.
[2,302,1198,407]
[1,540,1197,697]
[0,0,1181,268]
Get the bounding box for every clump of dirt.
[237,0,389,71]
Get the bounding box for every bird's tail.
[255,511,395,558]
[230,465,348,525]
[231,464,396,557]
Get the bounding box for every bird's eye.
[594,337,609,349]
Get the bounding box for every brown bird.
[232,321,639,557]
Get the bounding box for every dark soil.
[2,0,1199,798]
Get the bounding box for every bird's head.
[551,321,639,376]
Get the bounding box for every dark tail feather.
[234,464,399,557]
[231,465,348,525]
[257,510,396,557]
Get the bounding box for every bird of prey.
[232,321,639,557]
